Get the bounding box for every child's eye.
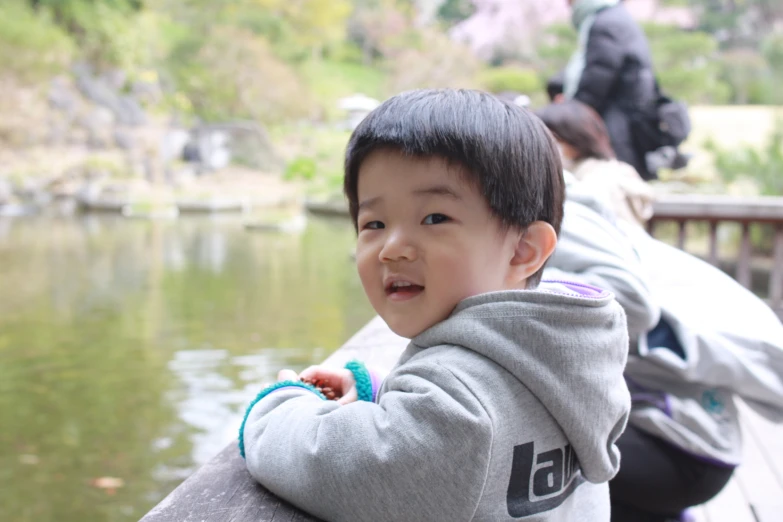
[362,221,385,230]
[422,213,451,225]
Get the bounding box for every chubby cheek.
[355,247,382,304]
[431,251,485,300]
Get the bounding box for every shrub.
[478,67,542,94]
[0,0,74,82]
[177,27,311,124]
[386,29,480,94]
[707,121,783,196]
[284,157,318,182]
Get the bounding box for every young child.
[239,89,630,521]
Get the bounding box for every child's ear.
[508,221,558,285]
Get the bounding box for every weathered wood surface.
[141,315,783,522]
[651,194,783,224]
[140,317,408,522]
[139,443,319,522]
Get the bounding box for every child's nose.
[379,228,417,262]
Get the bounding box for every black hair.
[546,72,565,102]
[343,89,564,287]
[535,100,616,161]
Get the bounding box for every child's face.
[355,150,524,339]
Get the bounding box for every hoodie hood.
[411,282,630,483]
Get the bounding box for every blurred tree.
[245,0,352,59]
[719,48,772,104]
[0,0,74,82]
[437,0,475,26]
[708,120,783,196]
[533,23,577,82]
[386,27,479,93]
[347,0,411,64]
[685,0,783,48]
[643,23,730,103]
[762,32,783,71]
[478,66,541,94]
[175,26,310,123]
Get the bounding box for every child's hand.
[276,369,299,382]
[299,365,358,405]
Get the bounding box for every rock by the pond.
[337,93,381,130]
[122,203,179,220]
[48,76,78,115]
[73,63,146,126]
[0,203,38,217]
[245,213,307,234]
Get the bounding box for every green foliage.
[386,28,480,93]
[69,3,168,72]
[0,0,74,82]
[284,156,318,181]
[233,0,353,60]
[171,26,311,123]
[297,59,386,119]
[688,0,783,49]
[644,23,730,104]
[478,67,542,94]
[534,23,577,80]
[719,48,783,105]
[437,0,476,26]
[707,120,783,196]
[762,33,783,71]
[272,125,351,196]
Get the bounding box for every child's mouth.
[385,281,424,300]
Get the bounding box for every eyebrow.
[357,184,463,212]
[358,196,380,212]
[412,185,463,200]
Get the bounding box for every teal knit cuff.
[345,360,374,403]
[238,380,325,459]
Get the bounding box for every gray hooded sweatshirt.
[243,285,630,522]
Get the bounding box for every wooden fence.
[648,194,783,319]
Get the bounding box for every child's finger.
[277,369,298,381]
[337,389,358,405]
[298,365,325,381]
[299,367,342,385]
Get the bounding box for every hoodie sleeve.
[242,361,493,522]
[548,198,660,341]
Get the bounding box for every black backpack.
[629,82,691,155]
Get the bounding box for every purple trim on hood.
[368,368,385,403]
[541,279,610,299]
[631,392,672,418]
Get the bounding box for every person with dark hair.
[536,100,653,227]
[239,89,631,521]
[546,70,565,102]
[559,0,659,179]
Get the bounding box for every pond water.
[0,213,375,522]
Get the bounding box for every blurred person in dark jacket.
[557,0,658,179]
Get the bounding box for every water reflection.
[0,213,374,522]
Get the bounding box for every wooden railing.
[648,194,783,319]
[140,317,407,522]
